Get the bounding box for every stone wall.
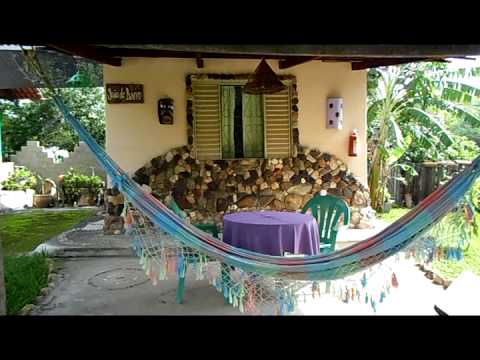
[10,141,106,185]
[0,189,34,212]
[133,145,374,229]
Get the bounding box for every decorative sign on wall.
[158,97,174,124]
[106,84,144,104]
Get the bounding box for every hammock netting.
[24,51,480,314]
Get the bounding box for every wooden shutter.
[264,84,291,158]
[192,81,222,160]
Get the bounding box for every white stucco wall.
[104,58,367,185]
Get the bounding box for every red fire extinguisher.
[349,129,359,157]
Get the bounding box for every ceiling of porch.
[42,43,480,70]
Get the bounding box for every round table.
[222,210,321,256]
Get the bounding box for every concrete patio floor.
[30,255,444,316]
[30,214,446,316]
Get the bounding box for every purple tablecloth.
[222,211,321,256]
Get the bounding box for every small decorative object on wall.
[158,97,174,124]
[349,129,359,157]
[106,84,144,104]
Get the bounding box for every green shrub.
[4,253,50,314]
[62,168,103,204]
[1,167,38,191]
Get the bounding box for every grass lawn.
[0,209,95,314]
[378,207,480,280]
[0,209,95,255]
[3,254,50,314]
[376,207,411,223]
[432,216,480,280]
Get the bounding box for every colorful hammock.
[52,91,479,271]
[23,50,480,313]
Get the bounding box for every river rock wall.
[132,144,374,230]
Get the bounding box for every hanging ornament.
[244,58,286,95]
[312,281,320,298]
[427,246,435,263]
[344,287,349,303]
[438,247,444,260]
[391,273,399,288]
[380,291,386,303]
[464,203,475,224]
[361,273,367,288]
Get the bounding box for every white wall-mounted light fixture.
[326,97,343,129]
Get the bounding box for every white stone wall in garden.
[0,189,34,211]
[10,141,106,185]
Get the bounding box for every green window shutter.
[264,84,291,158]
[221,86,236,159]
[192,81,222,160]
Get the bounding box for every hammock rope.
[54,91,479,274]
[22,49,480,314]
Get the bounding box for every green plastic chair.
[301,193,351,254]
[168,199,219,303]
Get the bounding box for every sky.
[447,56,480,87]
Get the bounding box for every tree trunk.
[0,241,6,315]
[368,114,390,212]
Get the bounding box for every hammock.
[52,93,479,270]
[46,94,479,311]
[24,50,480,313]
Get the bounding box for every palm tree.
[367,63,480,212]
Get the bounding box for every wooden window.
[192,78,292,160]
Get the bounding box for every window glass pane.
[243,93,264,158]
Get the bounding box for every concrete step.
[51,247,135,258]
[34,242,135,258]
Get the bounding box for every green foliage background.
[0,87,105,158]
[367,63,480,210]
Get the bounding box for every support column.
[103,187,125,235]
[0,241,6,315]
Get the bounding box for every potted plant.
[62,168,104,206]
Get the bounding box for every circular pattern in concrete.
[88,268,149,290]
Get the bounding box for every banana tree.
[368,63,480,212]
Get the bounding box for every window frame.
[189,75,294,160]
